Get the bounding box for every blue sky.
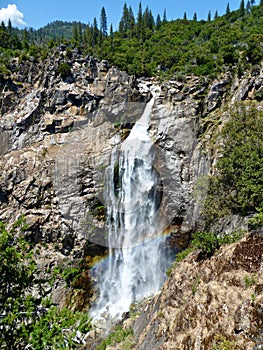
[0,1,257,29]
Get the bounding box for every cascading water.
[91,89,170,320]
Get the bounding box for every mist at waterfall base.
[90,93,174,321]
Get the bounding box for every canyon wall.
[0,48,262,313]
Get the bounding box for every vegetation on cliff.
[0,219,92,349]
[203,103,263,227]
[169,102,263,272]
[0,2,263,83]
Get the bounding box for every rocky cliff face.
[119,231,262,350]
[0,48,262,314]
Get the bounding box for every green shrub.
[57,63,72,79]
[191,231,220,256]
[212,334,236,350]
[175,247,194,263]
[249,203,263,228]
[191,230,244,257]
[62,266,82,287]
[96,326,133,350]
[29,306,91,349]
[167,229,244,275]
[244,275,255,288]
[203,103,263,223]
[0,219,92,349]
[0,218,37,349]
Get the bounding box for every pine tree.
[85,25,92,47]
[72,22,78,43]
[156,14,162,28]
[163,9,167,23]
[109,23,113,44]
[183,12,187,20]
[7,19,13,48]
[226,3,230,14]
[119,3,135,38]
[128,6,135,37]
[214,10,219,19]
[251,0,255,4]
[77,22,82,43]
[22,28,29,50]
[260,0,263,6]
[1,21,6,31]
[137,1,144,39]
[119,19,124,36]
[239,0,245,16]
[207,10,211,21]
[246,0,251,13]
[92,17,99,46]
[143,6,155,32]
[100,6,107,36]
[193,12,197,21]
[121,3,130,36]
[7,19,12,34]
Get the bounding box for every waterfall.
[91,90,170,320]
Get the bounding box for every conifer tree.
[163,9,167,23]
[137,2,144,40]
[251,0,255,4]
[183,12,187,20]
[214,10,219,19]
[121,3,130,36]
[92,17,99,46]
[109,24,113,44]
[72,22,78,43]
[193,12,197,21]
[7,19,12,33]
[226,2,230,14]
[119,3,135,38]
[22,28,29,50]
[1,21,6,31]
[128,6,135,37]
[207,10,211,21]
[246,0,251,13]
[100,6,108,36]
[239,0,245,16]
[143,6,155,32]
[7,19,13,48]
[77,22,82,43]
[122,2,129,32]
[85,25,92,46]
[118,19,124,36]
[0,26,9,49]
[156,14,162,28]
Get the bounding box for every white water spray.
[91,90,170,319]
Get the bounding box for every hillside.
[0,3,263,82]
[36,21,88,41]
[0,2,262,350]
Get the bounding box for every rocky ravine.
[0,48,262,315]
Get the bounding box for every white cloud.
[0,4,26,27]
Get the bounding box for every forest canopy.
[0,1,262,79]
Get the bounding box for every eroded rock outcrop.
[132,231,263,350]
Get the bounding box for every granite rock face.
[0,48,262,310]
[132,231,263,350]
